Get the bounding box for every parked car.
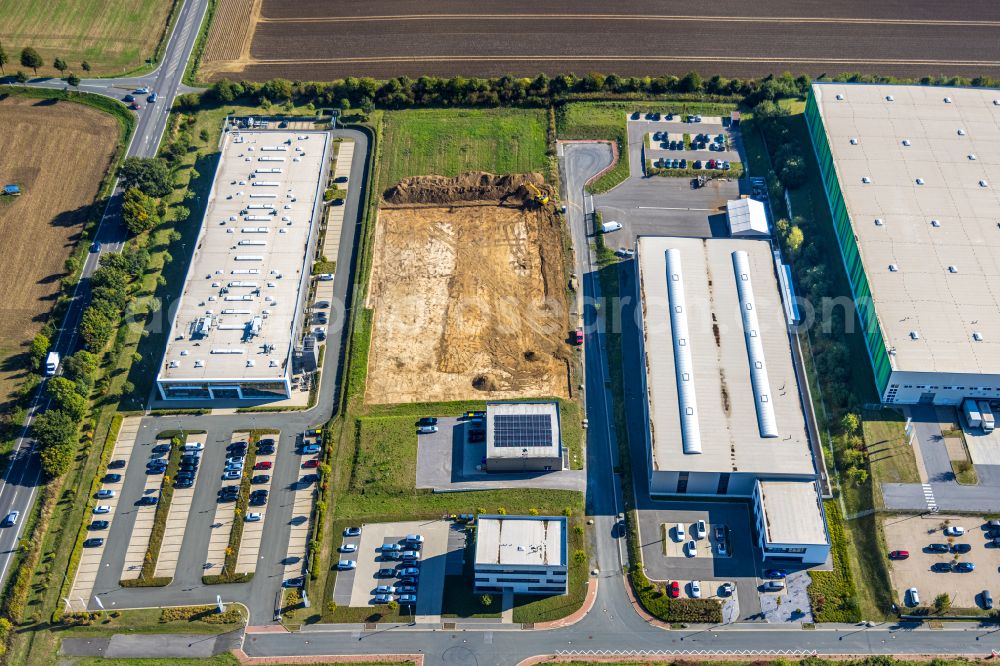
[987,519,1000,529]
[888,550,909,560]
[400,567,420,577]
[222,470,241,480]
[108,459,127,469]
[404,534,424,547]
[147,92,158,103]
[376,567,396,577]
[152,444,171,454]
[926,543,950,553]
[103,473,122,483]
[379,543,402,552]
[174,478,193,489]
[398,594,417,604]
[397,584,417,594]
[690,580,702,598]
[344,526,362,537]
[982,589,994,610]
[685,540,697,557]
[765,569,788,579]
[129,102,141,111]
[226,456,245,466]
[402,550,421,561]
[251,474,270,484]
[93,505,111,514]
[951,543,972,554]
[931,562,953,572]
[302,444,321,454]
[417,417,438,427]
[953,562,975,572]
[2,511,19,527]
[245,512,262,522]
[668,580,680,598]
[399,575,419,585]
[303,459,320,468]
[254,461,273,470]
[123,94,135,102]
[674,522,685,542]
[340,543,357,553]
[89,520,109,530]
[695,520,706,540]
[317,273,334,281]
[83,538,105,548]
[944,526,966,537]
[762,580,785,592]
[374,593,393,603]
[907,587,920,606]
[228,441,248,451]
[417,425,438,434]
[375,585,397,594]
[719,582,734,596]
[283,577,304,588]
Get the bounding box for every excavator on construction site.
[526,182,550,206]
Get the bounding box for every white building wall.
[751,483,830,565]
[473,565,568,595]
[883,370,1000,406]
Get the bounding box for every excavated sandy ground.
[366,202,571,405]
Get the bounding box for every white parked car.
[674,522,685,542]
[339,543,357,553]
[317,273,334,281]
[245,512,262,522]
[685,539,697,557]
[93,505,111,514]
[96,489,115,499]
[690,580,702,598]
[337,559,357,570]
[601,221,623,233]
[695,519,706,539]
[943,526,965,537]
[907,587,920,606]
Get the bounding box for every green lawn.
[379,108,549,188]
[863,408,920,487]
[0,0,176,76]
[555,100,738,192]
[350,415,419,496]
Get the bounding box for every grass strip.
[807,501,862,622]
[645,162,744,179]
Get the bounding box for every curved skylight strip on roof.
[732,250,779,438]
[664,248,702,455]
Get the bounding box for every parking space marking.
[153,433,206,578]
[120,436,169,580]
[283,470,316,581]
[68,416,141,606]
[236,432,279,574]
[321,139,354,260]
[204,431,248,572]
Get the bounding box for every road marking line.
[637,206,715,211]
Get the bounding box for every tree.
[208,79,244,102]
[53,57,67,75]
[260,78,293,102]
[29,333,50,371]
[480,594,493,607]
[39,437,74,477]
[81,60,91,72]
[0,41,8,74]
[20,47,42,75]
[933,593,951,613]
[80,307,114,350]
[786,225,804,254]
[14,70,27,83]
[47,377,87,420]
[119,157,172,197]
[840,413,861,435]
[122,187,160,234]
[32,409,77,450]
[67,72,80,87]
[64,350,99,395]
[678,71,704,93]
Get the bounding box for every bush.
[160,605,243,624]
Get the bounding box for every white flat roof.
[758,480,828,545]
[812,83,1000,375]
[637,236,814,476]
[474,516,565,567]
[486,401,560,459]
[157,129,329,384]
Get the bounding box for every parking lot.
[884,514,1000,609]
[593,111,745,250]
[637,502,764,620]
[415,416,585,492]
[332,520,455,619]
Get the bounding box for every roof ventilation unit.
[874,218,884,226]
[958,128,966,135]
[931,219,941,227]
[915,178,925,185]
[948,265,958,273]
[836,93,845,100]
[885,95,895,101]
[862,176,871,184]
[973,332,984,342]
[910,331,920,340]
[980,180,989,187]
[850,137,859,145]
[194,360,205,368]
[901,139,911,146]
[888,264,899,272]
[944,96,952,103]
[969,154,977,160]
[168,360,179,368]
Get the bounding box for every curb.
[533,577,599,630]
[232,649,423,665]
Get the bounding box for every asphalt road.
[220,0,1000,80]
[0,0,210,595]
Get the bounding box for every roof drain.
[731,251,779,438]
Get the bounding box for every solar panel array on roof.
[493,414,553,448]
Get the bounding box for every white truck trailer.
[978,401,995,433]
[45,351,60,376]
[962,399,983,429]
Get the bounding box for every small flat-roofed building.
[634,236,829,564]
[806,82,1000,405]
[727,198,769,237]
[155,128,331,401]
[753,480,830,565]
[485,401,562,472]
[474,515,567,595]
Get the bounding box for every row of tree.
[0,41,90,84]
[33,350,99,477]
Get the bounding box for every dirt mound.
[383,171,553,205]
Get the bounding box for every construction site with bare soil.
[365,172,573,405]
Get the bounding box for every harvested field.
[200,0,262,78]
[200,0,1000,81]
[0,0,175,75]
[0,96,118,405]
[366,173,570,405]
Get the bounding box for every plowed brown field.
[200,0,1000,81]
[366,178,571,405]
[0,96,118,405]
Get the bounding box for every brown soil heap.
[382,171,553,206]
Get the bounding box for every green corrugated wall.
[804,88,893,396]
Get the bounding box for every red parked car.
[888,550,909,560]
[303,459,320,468]
[668,580,680,598]
[254,461,272,470]
[570,329,583,345]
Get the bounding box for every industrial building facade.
[634,236,830,565]
[485,401,563,472]
[473,515,568,595]
[806,83,1000,406]
[156,127,331,400]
